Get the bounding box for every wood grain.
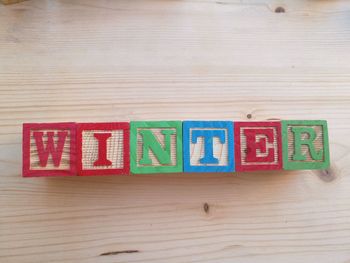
[1,0,350,262]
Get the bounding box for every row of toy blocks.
[22,120,330,177]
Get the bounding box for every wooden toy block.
[130,121,182,174]
[183,121,234,172]
[77,122,130,176]
[282,120,330,170]
[234,121,282,171]
[22,123,76,177]
[1,0,26,5]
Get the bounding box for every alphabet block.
[130,121,182,174]
[234,121,282,171]
[22,123,76,177]
[1,0,26,5]
[282,120,330,170]
[183,121,234,172]
[77,122,130,176]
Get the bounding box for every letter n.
[130,121,183,174]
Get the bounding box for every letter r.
[291,126,323,161]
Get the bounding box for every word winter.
[22,120,330,177]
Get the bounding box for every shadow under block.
[282,120,330,170]
[77,122,130,176]
[130,121,183,174]
[234,121,283,171]
[183,121,234,172]
[22,123,76,177]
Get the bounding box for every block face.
[183,121,234,172]
[22,123,76,177]
[130,121,182,174]
[282,120,330,170]
[234,121,282,171]
[77,122,130,175]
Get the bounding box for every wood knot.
[203,203,210,214]
[316,166,337,182]
[275,7,285,13]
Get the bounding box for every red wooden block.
[234,121,282,171]
[77,122,130,176]
[22,123,77,177]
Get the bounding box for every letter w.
[33,131,68,167]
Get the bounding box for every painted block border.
[234,121,283,171]
[183,121,234,173]
[130,121,183,174]
[22,122,77,177]
[282,120,330,170]
[77,122,130,176]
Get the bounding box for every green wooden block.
[130,121,183,174]
[282,120,330,170]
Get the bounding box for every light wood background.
[1,0,350,262]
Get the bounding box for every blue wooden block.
[183,121,234,172]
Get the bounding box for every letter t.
[191,130,226,164]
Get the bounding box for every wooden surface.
[1,0,350,262]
